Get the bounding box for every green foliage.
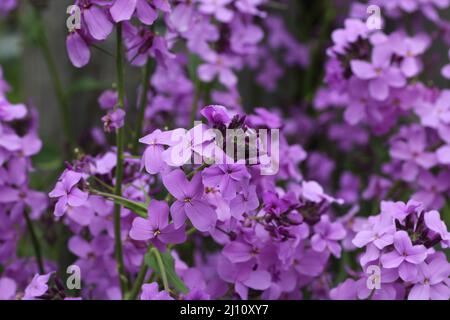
[144,249,188,294]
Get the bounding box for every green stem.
[91,176,115,193]
[152,248,169,292]
[126,258,149,300]
[89,189,148,216]
[187,163,209,179]
[24,210,45,274]
[32,6,74,152]
[190,81,202,126]
[132,59,154,153]
[302,1,334,102]
[114,23,128,297]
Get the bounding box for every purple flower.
[355,265,400,300]
[202,164,250,199]
[330,279,358,300]
[0,0,18,17]
[23,272,53,300]
[168,2,195,33]
[408,256,450,300]
[162,169,217,232]
[0,277,16,300]
[436,145,450,164]
[411,171,450,210]
[200,105,233,127]
[0,185,47,219]
[300,180,343,204]
[0,97,27,122]
[101,109,126,132]
[381,231,428,281]
[229,183,259,218]
[222,240,259,264]
[217,255,271,299]
[330,18,369,54]
[235,0,266,17]
[391,33,429,77]
[123,23,175,67]
[162,124,216,167]
[49,171,88,217]
[140,282,173,300]
[129,200,186,246]
[441,49,450,79]
[351,45,406,101]
[424,210,450,246]
[198,53,239,88]
[98,90,118,110]
[76,1,113,41]
[389,125,437,181]
[311,215,346,258]
[353,213,395,250]
[110,0,169,24]
[415,90,450,134]
[198,0,234,23]
[66,31,91,68]
[140,129,183,174]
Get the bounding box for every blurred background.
[1,0,448,186]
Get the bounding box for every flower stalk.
[113,22,128,297]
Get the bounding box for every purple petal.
[66,32,90,68]
[242,270,271,290]
[136,0,158,25]
[393,230,412,254]
[148,200,170,230]
[385,67,406,87]
[0,186,19,203]
[0,277,16,300]
[67,188,88,207]
[110,0,137,22]
[441,64,450,79]
[130,217,154,241]
[405,245,427,264]
[350,60,376,79]
[83,6,113,41]
[381,250,404,268]
[68,236,91,259]
[159,225,186,244]
[162,169,188,200]
[170,201,187,229]
[184,199,217,232]
[222,241,253,263]
[408,284,430,300]
[401,57,420,77]
[369,78,389,101]
[399,262,419,282]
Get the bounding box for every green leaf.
[145,250,188,294]
[93,191,148,218]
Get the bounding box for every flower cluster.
[0,66,49,299]
[45,103,352,300]
[331,200,450,300]
[316,3,450,213]
[68,0,307,129]
[0,0,449,301]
